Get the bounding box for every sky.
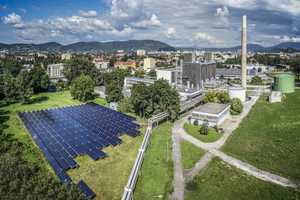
[1,0,300,48]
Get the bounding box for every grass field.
[185,157,300,200]
[134,122,174,200]
[223,89,300,183]
[184,123,222,143]
[0,90,147,199]
[180,141,205,169]
[246,87,254,96]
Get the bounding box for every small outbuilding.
[269,91,282,103]
[110,102,119,111]
[191,103,231,127]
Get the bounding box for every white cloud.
[280,36,300,42]
[86,34,93,39]
[195,32,225,46]
[78,10,97,18]
[248,24,256,27]
[165,28,181,40]
[19,8,28,14]
[214,6,230,27]
[12,23,26,29]
[3,13,22,24]
[131,14,161,28]
[31,5,41,10]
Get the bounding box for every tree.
[198,119,209,135]
[2,58,22,77]
[134,70,145,78]
[117,97,133,113]
[251,75,262,84]
[29,65,50,92]
[148,69,157,77]
[217,91,231,103]
[130,83,149,121]
[230,97,243,115]
[291,58,300,80]
[105,81,122,103]
[3,73,18,104]
[203,91,220,103]
[70,76,94,101]
[193,119,198,126]
[16,70,34,105]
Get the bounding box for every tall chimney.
[241,15,247,88]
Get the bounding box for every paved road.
[170,88,299,199]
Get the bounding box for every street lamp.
[151,195,163,200]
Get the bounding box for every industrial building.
[143,58,155,70]
[191,103,231,127]
[269,91,282,103]
[47,63,64,78]
[204,52,214,62]
[216,68,256,81]
[157,68,178,86]
[123,77,154,89]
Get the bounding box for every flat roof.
[216,68,256,76]
[194,103,230,116]
[125,76,155,83]
[270,91,282,97]
[177,89,202,94]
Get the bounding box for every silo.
[274,74,295,93]
[228,87,246,102]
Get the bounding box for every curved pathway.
[170,88,299,200]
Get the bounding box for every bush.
[230,97,243,115]
[193,120,199,126]
[186,178,198,191]
[199,119,209,135]
[70,76,94,102]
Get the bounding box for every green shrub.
[199,119,209,135]
[193,120,198,126]
[186,178,198,191]
[230,97,243,115]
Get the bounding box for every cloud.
[78,10,97,18]
[131,14,161,28]
[31,5,41,10]
[165,28,181,40]
[248,24,256,27]
[86,34,93,39]
[3,13,22,24]
[0,4,8,10]
[13,23,26,29]
[195,32,226,46]
[213,6,230,28]
[279,36,300,42]
[19,8,28,14]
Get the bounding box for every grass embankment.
[134,122,174,200]
[0,90,145,199]
[180,141,205,169]
[67,130,145,200]
[246,87,254,96]
[184,123,222,143]
[223,90,300,183]
[186,157,300,200]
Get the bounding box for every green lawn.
[223,89,300,183]
[246,87,255,96]
[184,123,222,143]
[134,122,174,200]
[180,141,205,169]
[0,90,146,199]
[186,157,300,200]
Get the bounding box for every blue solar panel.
[61,142,70,150]
[87,151,99,161]
[57,158,70,171]
[79,145,89,153]
[76,180,96,199]
[43,149,53,161]
[59,149,70,159]
[86,143,96,151]
[73,146,84,155]
[66,156,78,168]
[54,143,63,151]
[85,136,94,143]
[66,147,77,158]
[37,141,46,151]
[49,159,62,174]
[73,140,82,147]
[92,141,103,149]
[98,139,109,147]
[90,134,100,141]
[47,144,56,154]
[79,138,89,145]
[111,136,123,144]
[57,170,72,186]
[94,149,106,158]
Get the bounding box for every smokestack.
[241,15,247,88]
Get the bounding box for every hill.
[0,40,176,52]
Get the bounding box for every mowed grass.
[186,157,300,200]
[134,122,174,200]
[66,131,144,200]
[223,89,300,183]
[184,123,222,143]
[180,141,205,169]
[246,87,254,96]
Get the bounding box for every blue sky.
[1,0,300,48]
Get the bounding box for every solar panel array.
[77,180,96,199]
[18,102,141,197]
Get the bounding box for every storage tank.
[228,87,246,102]
[274,74,294,93]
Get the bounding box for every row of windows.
[192,113,218,120]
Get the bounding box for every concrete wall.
[157,70,172,84]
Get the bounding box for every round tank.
[274,74,294,93]
[228,87,246,102]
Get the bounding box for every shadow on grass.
[28,96,49,104]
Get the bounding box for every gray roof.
[125,76,155,83]
[177,89,202,94]
[194,102,230,115]
[216,68,256,76]
[94,86,105,92]
[270,91,282,97]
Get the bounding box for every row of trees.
[118,79,180,121]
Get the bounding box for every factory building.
[216,68,256,81]
[191,103,231,127]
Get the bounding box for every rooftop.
[194,103,230,116]
[216,68,256,76]
[125,76,155,83]
[177,88,202,94]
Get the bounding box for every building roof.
[94,60,109,62]
[270,91,282,97]
[193,103,230,116]
[216,68,256,76]
[115,62,133,65]
[125,76,155,83]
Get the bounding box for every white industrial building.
[269,91,282,103]
[62,53,72,60]
[228,87,246,102]
[124,77,154,89]
[47,63,64,78]
[191,103,231,127]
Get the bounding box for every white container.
[228,87,246,102]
